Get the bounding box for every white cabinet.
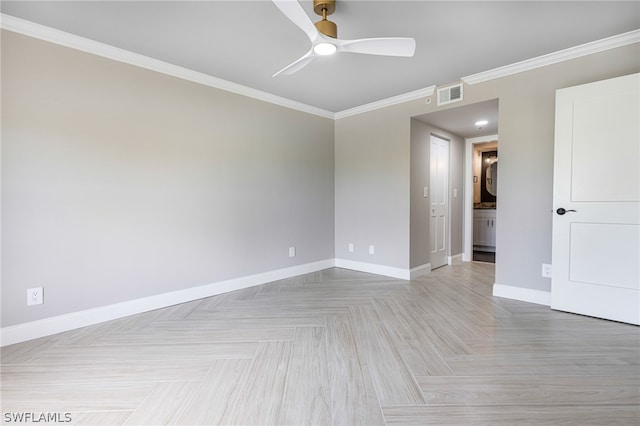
[473,209,496,250]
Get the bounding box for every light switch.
[453,188,458,198]
[423,187,429,198]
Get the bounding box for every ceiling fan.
[272,0,416,77]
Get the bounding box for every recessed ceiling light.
[475,120,489,127]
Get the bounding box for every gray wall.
[410,119,464,269]
[334,109,411,268]
[1,31,335,327]
[335,43,639,291]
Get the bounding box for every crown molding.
[0,13,335,120]
[2,14,638,120]
[462,29,640,85]
[335,85,436,119]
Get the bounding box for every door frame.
[463,134,499,262]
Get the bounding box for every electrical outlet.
[289,247,296,258]
[542,264,552,278]
[369,245,375,255]
[348,243,354,253]
[27,287,44,306]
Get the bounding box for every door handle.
[556,208,577,215]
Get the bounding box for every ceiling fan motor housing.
[313,0,337,38]
[315,19,337,38]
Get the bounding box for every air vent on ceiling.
[437,83,463,106]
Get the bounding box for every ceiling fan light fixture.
[272,0,416,76]
[314,42,337,55]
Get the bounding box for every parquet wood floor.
[2,263,639,425]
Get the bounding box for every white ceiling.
[2,1,638,121]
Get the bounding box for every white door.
[430,135,449,269]
[551,73,639,325]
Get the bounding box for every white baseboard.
[0,259,335,347]
[410,263,431,279]
[492,283,551,306]
[448,254,464,265]
[334,258,412,280]
[0,257,443,346]
[4,261,556,346]
[333,259,431,280]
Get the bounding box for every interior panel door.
[430,135,449,269]
[551,73,639,325]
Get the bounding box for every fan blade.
[338,37,416,57]
[272,0,319,42]
[273,49,316,77]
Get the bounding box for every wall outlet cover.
[542,264,552,278]
[27,287,44,306]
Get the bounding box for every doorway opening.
[465,134,499,263]
[470,140,498,263]
[411,98,499,270]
